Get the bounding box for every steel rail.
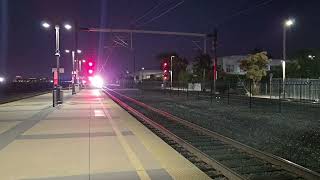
[107,88,320,180]
[105,90,245,180]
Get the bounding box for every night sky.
[0,0,320,81]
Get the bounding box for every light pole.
[65,49,82,94]
[54,25,60,87]
[170,56,175,88]
[141,67,145,83]
[282,18,295,97]
[42,21,72,105]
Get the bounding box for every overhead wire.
[131,0,171,26]
[136,0,185,27]
[216,0,274,27]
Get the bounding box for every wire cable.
[131,0,171,25]
[216,0,274,27]
[136,0,185,27]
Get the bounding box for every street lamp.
[0,77,5,83]
[65,49,82,95]
[141,67,145,82]
[308,55,316,60]
[64,24,72,30]
[170,56,175,88]
[42,21,72,87]
[42,22,50,29]
[282,18,295,97]
[42,21,72,106]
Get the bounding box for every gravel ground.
[113,89,320,173]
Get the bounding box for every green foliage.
[240,51,269,82]
[290,49,320,78]
[240,51,270,94]
[192,53,212,82]
[178,70,191,83]
[270,49,320,79]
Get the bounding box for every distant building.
[218,55,283,75]
[186,64,194,74]
[218,55,247,75]
[134,69,162,82]
[13,76,50,83]
[268,59,283,70]
[186,55,283,76]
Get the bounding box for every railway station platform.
[0,89,210,180]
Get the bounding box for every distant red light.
[164,63,167,66]
[89,62,93,67]
[88,69,93,74]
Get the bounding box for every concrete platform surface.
[0,89,210,180]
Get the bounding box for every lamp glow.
[91,75,104,88]
[285,19,295,27]
[0,77,5,83]
[64,24,72,30]
[42,22,50,29]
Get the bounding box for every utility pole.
[55,25,60,87]
[74,20,79,85]
[130,32,136,83]
[170,56,175,88]
[71,51,76,94]
[213,28,218,94]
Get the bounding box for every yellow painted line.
[99,98,151,180]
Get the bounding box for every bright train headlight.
[91,75,104,88]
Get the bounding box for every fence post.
[249,81,252,110]
[279,80,282,113]
[228,82,230,105]
[270,80,272,99]
[300,83,302,101]
[178,81,180,96]
[265,83,268,95]
[187,84,189,98]
[309,83,312,101]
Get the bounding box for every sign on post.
[51,68,65,73]
[52,68,64,86]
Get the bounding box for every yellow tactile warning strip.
[99,97,152,180]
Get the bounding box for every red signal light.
[88,69,93,74]
[88,62,93,67]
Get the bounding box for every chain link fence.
[127,79,320,114]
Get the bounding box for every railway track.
[104,89,320,180]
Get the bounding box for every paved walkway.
[0,89,210,180]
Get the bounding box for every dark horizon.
[1,0,320,80]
